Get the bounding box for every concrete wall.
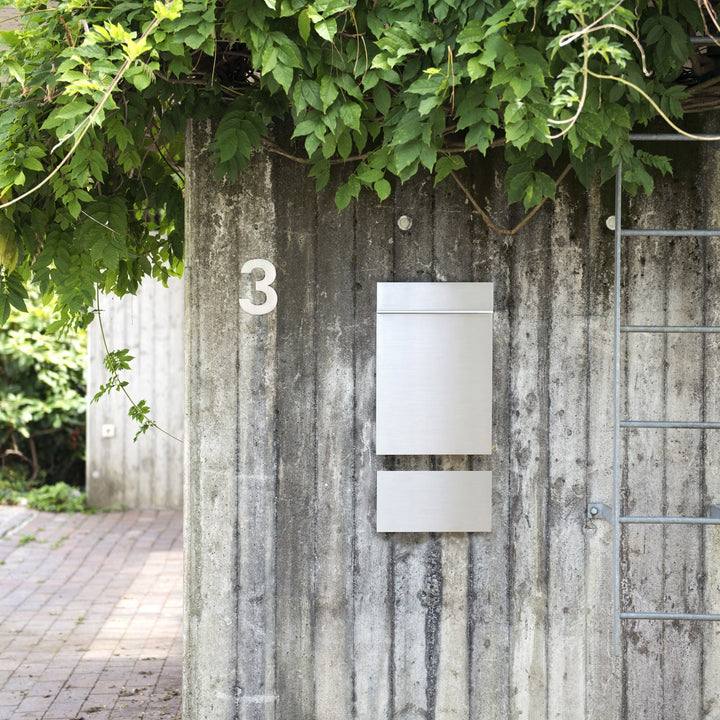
[86,277,184,509]
[184,120,720,719]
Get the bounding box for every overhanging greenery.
[0,0,717,324]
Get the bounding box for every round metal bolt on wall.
[397,215,413,231]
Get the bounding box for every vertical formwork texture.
[87,276,184,509]
[183,120,720,719]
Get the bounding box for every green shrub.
[0,298,86,487]
[0,464,31,504]
[0,468,88,513]
[25,482,87,513]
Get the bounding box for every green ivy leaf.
[272,63,294,92]
[335,182,353,211]
[374,178,392,201]
[373,82,391,115]
[320,75,339,110]
[337,128,352,159]
[298,8,311,41]
[339,102,362,131]
[3,59,24,85]
[314,17,337,42]
[434,155,466,184]
[0,215,18,273]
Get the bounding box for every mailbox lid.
[377,282,493,313]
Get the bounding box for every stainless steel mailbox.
[376,282,493,455]
[377,470,492,532]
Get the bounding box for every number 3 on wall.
[239,259,278,315]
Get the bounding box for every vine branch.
[450,164,573,236]
[587,69,720,140]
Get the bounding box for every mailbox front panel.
[377,470,492,532]
[376,282,493,455]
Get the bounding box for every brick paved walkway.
[0,507,182,720]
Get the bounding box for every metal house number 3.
[239,259,277,315]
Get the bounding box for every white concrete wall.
[86,276,184,509]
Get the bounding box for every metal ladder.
[589,134,720,655]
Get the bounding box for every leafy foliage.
[0,295,86,485]
[0,0,714,323]
[0,464,32,503]
[24,481,87,512]
[0,467,88,512]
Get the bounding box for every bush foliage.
[0,297,86,486]
[0,469,88,512]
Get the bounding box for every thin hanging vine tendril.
[587,69,720,140]
[93,286,183,444]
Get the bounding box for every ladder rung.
[621,420,720,429]
[621,229,720,237]
[621,612,720,621]
[621,325,720,333]
[690,37,720,46]
[620,515,720,525]
[630,131,720,138]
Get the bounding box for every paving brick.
[25,679,65,698]
[44,695,85,718]
[82,693,119,710]
[17,692,56,712]
[0,690,27,706]
[11,711,50,720]
[0,508,182,719]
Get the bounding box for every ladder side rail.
[613,163,623,657]
[621,420,720,429]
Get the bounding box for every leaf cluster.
[0,0,188,326]
[0,0,711,322]
[24,480,87,512]
[0,294,86,485]
[0,474,87,513]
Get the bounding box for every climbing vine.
[0,0,718,324]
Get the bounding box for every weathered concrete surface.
[87,277,184,509]
[0,7,20,34]
[184,120,720,719]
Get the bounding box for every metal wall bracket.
[587,503,720,523]
[587,503,613,522]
